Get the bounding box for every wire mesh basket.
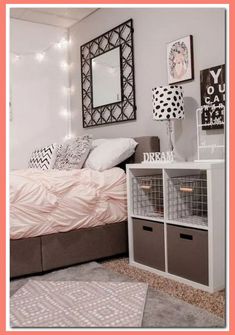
[132,174,164,218]
[167,173,208,226]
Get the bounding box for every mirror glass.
[91,47,122,108]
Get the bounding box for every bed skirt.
[10,221,128,278]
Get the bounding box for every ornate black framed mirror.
[81,19,136,128]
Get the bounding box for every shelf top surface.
[127,160,225,170]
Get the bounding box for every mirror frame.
[91,45,123,109]
[81,19,136,128]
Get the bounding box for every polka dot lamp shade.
[152,85,184,120]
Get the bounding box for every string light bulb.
[55,37,69,50]
[63,133,75,141]
[60,61,70,71]
[60,108,70,119]
[35,52,45,62]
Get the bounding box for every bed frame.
[10,136,160,278]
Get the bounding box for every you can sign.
[200,64,225,130]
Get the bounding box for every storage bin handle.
[180,187,193,192]
[140,185,152,190]
[143,226,153,232]
[180,233,193,240]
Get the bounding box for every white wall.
[10,19,70,169]
[69,8,225,161]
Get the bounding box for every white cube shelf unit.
[126,161,225,293]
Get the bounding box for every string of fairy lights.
[10,35,75,140]
[11,36,70,62]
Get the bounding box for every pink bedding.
[10,167,127,239]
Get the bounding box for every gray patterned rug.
[10,262,225,328]
[11,280,147,328]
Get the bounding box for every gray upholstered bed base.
[10,222,128,278]
[10,136,160,278]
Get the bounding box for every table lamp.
[152,85,184,160]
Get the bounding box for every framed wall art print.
[167,35,194,84]
[200,64,225,130]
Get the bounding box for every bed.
[10,136,160,278]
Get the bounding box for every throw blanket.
[10,168,127,239]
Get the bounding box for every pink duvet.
[10,167,127,239]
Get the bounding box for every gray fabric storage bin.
[167,224,208,285]
[133,218,165,271]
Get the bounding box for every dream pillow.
[85,138,138,171]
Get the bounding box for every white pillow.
[85,138,138,171]
[92,138,107,148]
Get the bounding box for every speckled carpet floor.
[101,257,226,319]
[10,261,225,328]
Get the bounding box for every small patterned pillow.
[28,143,58,170]
[53,135,92,170]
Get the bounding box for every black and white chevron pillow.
[28,144,58,170]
